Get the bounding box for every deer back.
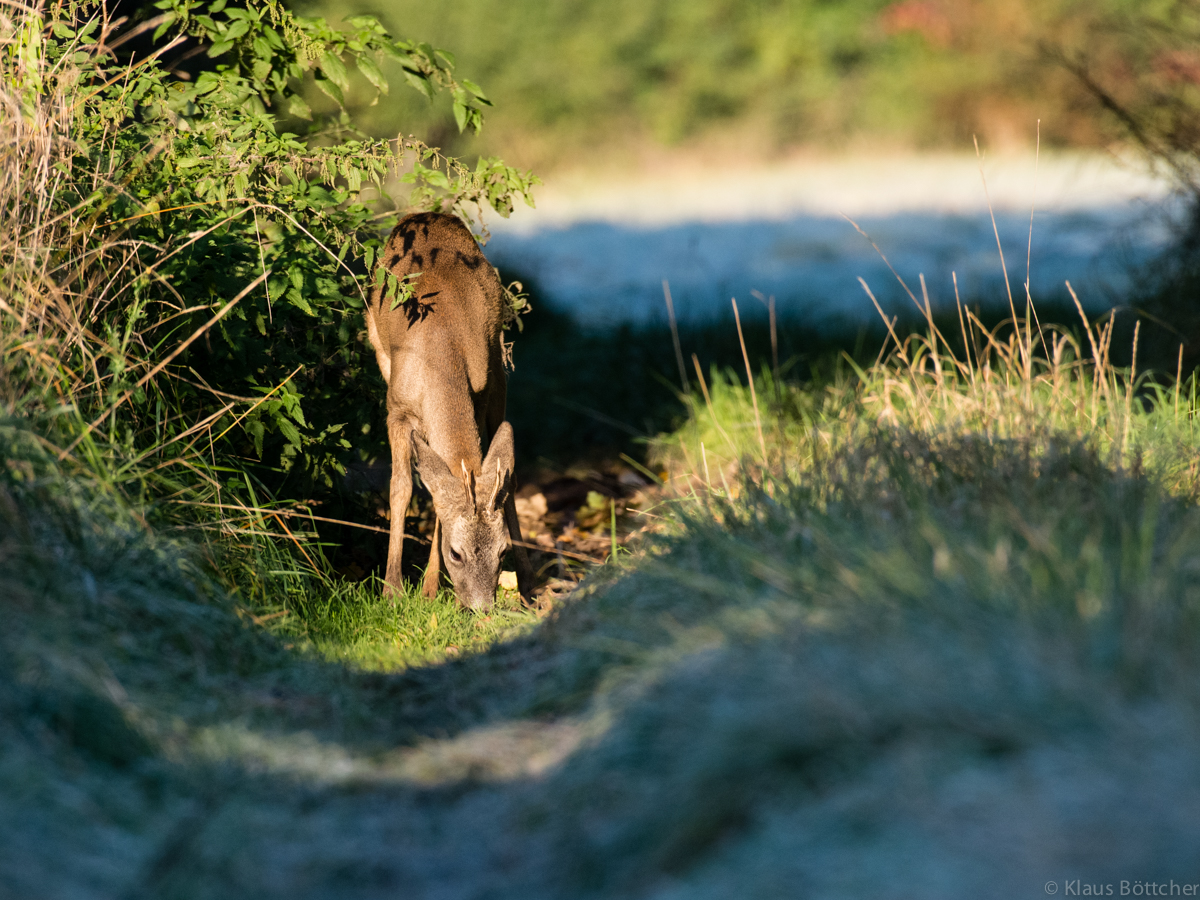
[366,213,508,459]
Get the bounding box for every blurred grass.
[653,289,1200,499]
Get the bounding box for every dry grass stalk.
[731,296,767,466]
[662,279,689,394]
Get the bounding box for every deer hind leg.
[364,303,392,385]
[503,493,535,603]
[482,387,535,602]
[422,516,442,599]
[384,416,412,600]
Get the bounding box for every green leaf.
[461,79,490,104]
[247,419,265,457]
[277,418,302,448]
[402,69,435,101]
[314,74,344,106]
[152,15,175,40]
[317,51,349,92]
[288,291,316,316]
[356,54,387,94]
[286,94,312,120]
[345,14,382,31]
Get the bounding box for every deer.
[364,211,534,611]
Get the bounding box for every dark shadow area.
[1127,205,1200,375]
[500,271,1108,469]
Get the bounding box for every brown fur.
[364,212,533,610]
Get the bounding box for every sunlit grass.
[263,575,541,671]
[656,284,1200,503]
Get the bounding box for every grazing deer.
[365,212,533,610]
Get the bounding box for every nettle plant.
[4,0,535,499]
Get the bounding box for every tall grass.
[2,5,234,502]
[656,278,1200,501]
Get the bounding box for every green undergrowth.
[296,0,1187,169]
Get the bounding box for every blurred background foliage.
[290,0,1200,177]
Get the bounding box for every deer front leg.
[384,417,412,599]
[502,492,535,603]
[422,516,442,599]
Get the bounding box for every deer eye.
[448,547,464,564]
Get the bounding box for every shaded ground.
[340,450,663,605]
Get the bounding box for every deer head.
[412,421,515,611]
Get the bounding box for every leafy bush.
[1,0,536,509]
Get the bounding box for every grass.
[6,369,1200,895]
[654,285,1200,502]
[266,575,540,671]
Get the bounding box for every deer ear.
[480,421,515,510]
[412,432,464,508]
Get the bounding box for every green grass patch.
[267,575,540,671]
